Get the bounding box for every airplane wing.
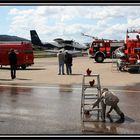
[44,49,62,54]
[44,49,84,56]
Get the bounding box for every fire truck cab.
[0,42,34,69]
[89,39,124,63]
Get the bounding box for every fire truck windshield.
[92,42,103,47]
[127,33,140,40]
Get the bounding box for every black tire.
[21,65,26,70]
[95,54,104,63]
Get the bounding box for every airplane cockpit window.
[64,40,73,44]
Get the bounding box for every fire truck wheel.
[95,54,104,63]
[21,65,26,70]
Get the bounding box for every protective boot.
[115,113,125,123]
[120,113,125,119]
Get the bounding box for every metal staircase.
[81,74,104,131]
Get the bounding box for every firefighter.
[8,49,17,79]
[117,56,128,71]
[115,46,128,71]
[92,88,125,123]
[114,46,125,58]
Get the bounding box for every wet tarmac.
[0,83,139,135]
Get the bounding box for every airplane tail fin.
[30,30,42,46]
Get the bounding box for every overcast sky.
[0,5,140,43]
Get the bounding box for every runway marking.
[0,84,139,93]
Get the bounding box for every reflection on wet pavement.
[59,84,73,93]
[0,83,139,134]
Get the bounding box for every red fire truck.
[116,28,140,71]
[81,33,124,63]
[88,39,124,63]
[0,42,34,69]
[125,28,140,63]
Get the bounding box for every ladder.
[81,74,103,131]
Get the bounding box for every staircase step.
[84,93,98,96]
[84,97,98,99]
[83,108,102,111]
[83,85,100,89]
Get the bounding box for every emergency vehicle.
[88,39,124,63]
[81,33,124,63]
[0,42,34,69]
[116,28,140,71]
[125,28,140,63]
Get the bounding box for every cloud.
[9,8,19,15]
[83,6,140,21]
[7,6,140,43]
[8,6,83,41]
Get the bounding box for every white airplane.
[30,30,88,55]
